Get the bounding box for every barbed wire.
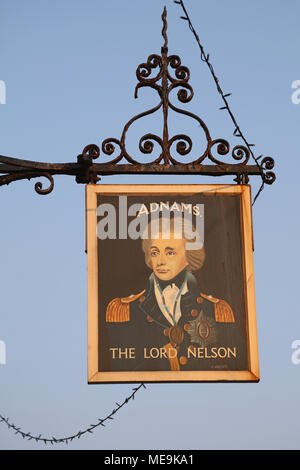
[174,0,266,205]
[0,383,146,445]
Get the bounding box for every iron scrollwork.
[0,7,275,194]
[78,7,275,185]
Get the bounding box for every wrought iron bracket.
[0,7,275,195]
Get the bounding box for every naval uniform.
[104,269,247,372]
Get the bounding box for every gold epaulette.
[106,289,146,323]
[200,293,235,323]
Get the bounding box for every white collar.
[154,279,188,326]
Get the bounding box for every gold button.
[163,328,170,336]
[197,297,204,304]
[146,315,153,322]
[184,323,190,331]
[191,309,198,317]
[179,356,188,365]
[139,296,145,303]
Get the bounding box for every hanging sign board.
[86,184,259,383]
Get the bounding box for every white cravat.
[154,280,188,325]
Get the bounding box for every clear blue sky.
[0,0,299,450]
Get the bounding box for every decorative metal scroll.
[0,8,275,195]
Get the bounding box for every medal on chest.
[185,310,218,347]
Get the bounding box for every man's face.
[150,234,188,281]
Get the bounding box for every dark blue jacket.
[103,271,247,372]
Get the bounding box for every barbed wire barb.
[174,0,268,205]
[0,383,146,445]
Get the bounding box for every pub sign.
[86,184,259,383]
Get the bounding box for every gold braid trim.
[214,299,235,323]
[106,290,146,323]
[106,298,130,322]
[200,293,219,303]
[200,293,235,323]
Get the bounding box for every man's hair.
[141,216,205,272]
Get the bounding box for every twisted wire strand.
[0,384,146,445]
[174,0,266,204]
[162,6,168,48]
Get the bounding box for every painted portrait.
[86,185,259,383]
